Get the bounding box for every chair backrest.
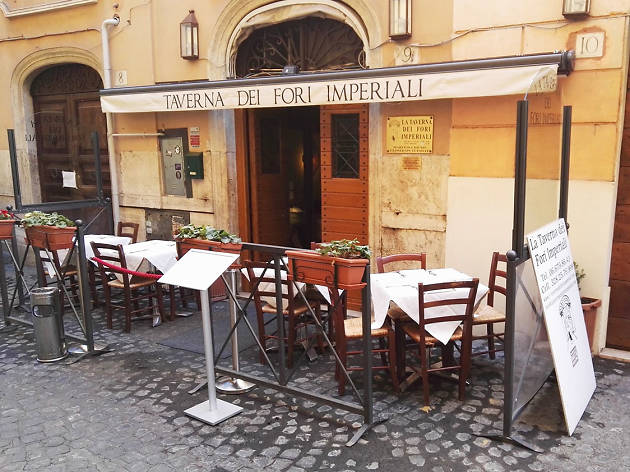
[117,222,139,243]
[91,241,129,284]
[376,253,427,273]
[243,259,296,313]
[418,279,479,331]
[487,252,508,307]
[37,249,65,279]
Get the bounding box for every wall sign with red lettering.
[189,126,200,149]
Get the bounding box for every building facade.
[1,0,629,354]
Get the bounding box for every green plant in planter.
[574,262,586,292]
[21,211,75,228]
[175,224,241,243]
[316,238,371,259]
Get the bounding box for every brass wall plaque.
[387,116,433,154]
[401,156,422,171]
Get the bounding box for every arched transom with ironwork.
[235,17,364,78]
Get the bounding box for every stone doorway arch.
[10,48,102,205]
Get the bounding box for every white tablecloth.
[118,240,178,280]
[42,234,132,277]
[370,268,489,345]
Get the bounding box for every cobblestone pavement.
[1,269,629,471]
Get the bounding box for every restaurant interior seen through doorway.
[236,104,370,252]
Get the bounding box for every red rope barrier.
[91,257,162,280]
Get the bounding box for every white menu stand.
[159,249,243,425]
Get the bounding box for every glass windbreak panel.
[260,118,281,174]
[511,259,554,420]
[524,95,563,235]
[332,113,359,179]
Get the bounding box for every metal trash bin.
[31,287,68,362]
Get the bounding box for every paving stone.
[0,282,628,472]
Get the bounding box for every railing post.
[0,242,9,325]
[273,254,287,385]
[361,264,373,425]
[75,220,95,352]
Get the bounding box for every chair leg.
[378,337,388,366]
[487,324,496,359]
[103,283,113,329]
[256,312,267,365]
[88,265,99,308]
[68,275,80,305]
[387,329,399,392]
[420,343,430,406]
[169,286,176,321]
[287,314,295,369]
[179,286,188,308]
[124,288,132,333]
[156,283,165,324]
[316,305,325,353]
[459,339,472,402]
[394,321,407,383]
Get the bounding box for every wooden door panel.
[606,316,630,349]
[609,279,630,313]
[609,71,630,349]
[621,129,630,167]
[320,193,367,208]
[610,242,630,281]
[613,205,630,242]
[34,90,108,203]
[321,104,369,310]
[321,178,367,194]
[248,110,290,247]
[616,167,630,205]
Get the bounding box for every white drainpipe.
[101,16,120,226]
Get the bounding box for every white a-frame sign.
[526,218,596,435]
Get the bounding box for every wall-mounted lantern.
[389,0,411,40]
[180,10,199,60]
[562,0,590,17]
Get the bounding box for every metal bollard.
[31,287,68,362]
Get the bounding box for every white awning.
[100,53,571,114]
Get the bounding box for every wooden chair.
[328,289,399,395]
[376,253,427,273]
[244,259,323,369]
[395,279,479,406]
[117,221,139,243]
[91,241,165,332]
[472,251,507,359]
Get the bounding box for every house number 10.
[576,32,604,58]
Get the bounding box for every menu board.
[526,219,595,435]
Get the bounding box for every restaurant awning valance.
[100,51,574,114]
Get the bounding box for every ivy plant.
[175,224,241,244]
[20,211,76,228]
[316,239,370,259]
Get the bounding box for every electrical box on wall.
[185,153,204,179]
[159,129,192,197]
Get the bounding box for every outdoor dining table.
[117,239,178,281]
[370,268,490,345]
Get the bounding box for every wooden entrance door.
[33,92,109,203]
[608,79,630,350]
[31,64,109,204]
[320,104,369,309]
[247,109,290,246]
